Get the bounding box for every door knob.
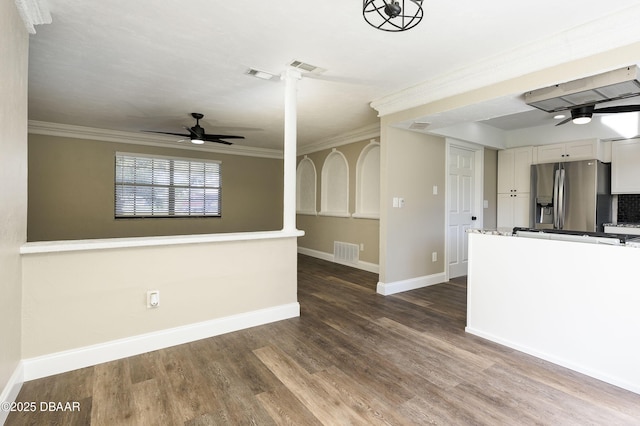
[471,216,477,221]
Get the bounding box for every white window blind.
[115,153,221,217]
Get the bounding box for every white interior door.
[448,145,475,278]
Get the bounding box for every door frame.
[445,138,484,281]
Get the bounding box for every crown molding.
[370,4,640,117]
[298,123,380,155]
[14,0,52,34]
[28,121,284,159]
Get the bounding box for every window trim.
[114,151,222,219]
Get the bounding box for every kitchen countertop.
[467,227,640,248]
[604,223,640,228]
[466,228,514,236]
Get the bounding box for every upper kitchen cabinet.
[611,138,640,194]
[497,146,533,193]
[534,139,602,164]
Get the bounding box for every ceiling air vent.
[524,65,640,113]
[409,121,430,130]
[288,60,326,75]
[245,68,278,81]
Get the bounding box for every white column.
[282,68,302,232]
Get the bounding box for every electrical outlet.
[360,243,365,251]
[432,252,437,262]
[147,290,160,308]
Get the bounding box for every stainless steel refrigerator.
[530,160,612,232]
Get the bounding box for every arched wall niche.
[296,155,317,215]
[354,141,380,219]
[320,148,349,217]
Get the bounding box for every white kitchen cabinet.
[497,147,532,229]
[497,147,533,193]
[535,139,601,164]
[611,138,640,194]
[497,193,529,229]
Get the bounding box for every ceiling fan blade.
[593,105,640,114]
[203,134,244,141]
[142,130,191,138]
[205,139,234,145]
[555,117,573,126]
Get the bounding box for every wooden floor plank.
[131,377,183,426]
[256,384,324,426]
[7,254,640,425]
[312,365,412,426]
[254,345,369,424]
[90,359,136,425]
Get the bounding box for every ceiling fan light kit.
[572,117,592,125]
[363,0,424,32]
[571,106,594,125]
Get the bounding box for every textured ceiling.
[26,0,640,151]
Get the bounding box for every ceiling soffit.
[370,5,640,118]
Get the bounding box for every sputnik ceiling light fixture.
[363,0,424,32]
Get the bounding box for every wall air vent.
[334,241,359,265]
[524,65,640,113]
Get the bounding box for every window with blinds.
[115,153,221,217]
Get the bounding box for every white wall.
[0,0,28,414]
[467,232,640,394]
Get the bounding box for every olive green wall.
[296,139,380,265]
[28,134,283,241]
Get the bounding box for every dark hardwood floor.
[7,254,640,425]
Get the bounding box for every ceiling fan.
[556,104,640,126]
[144,113,245,145]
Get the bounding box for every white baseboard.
[22,302,300,382]
[377,272,446,295]
[0,361,25,425]
[297,247,379,274]
[465,326,640,395]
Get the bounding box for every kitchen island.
[466,230,640,394]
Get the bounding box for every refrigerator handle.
[553,169,560,229]
[558,168,566,229]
